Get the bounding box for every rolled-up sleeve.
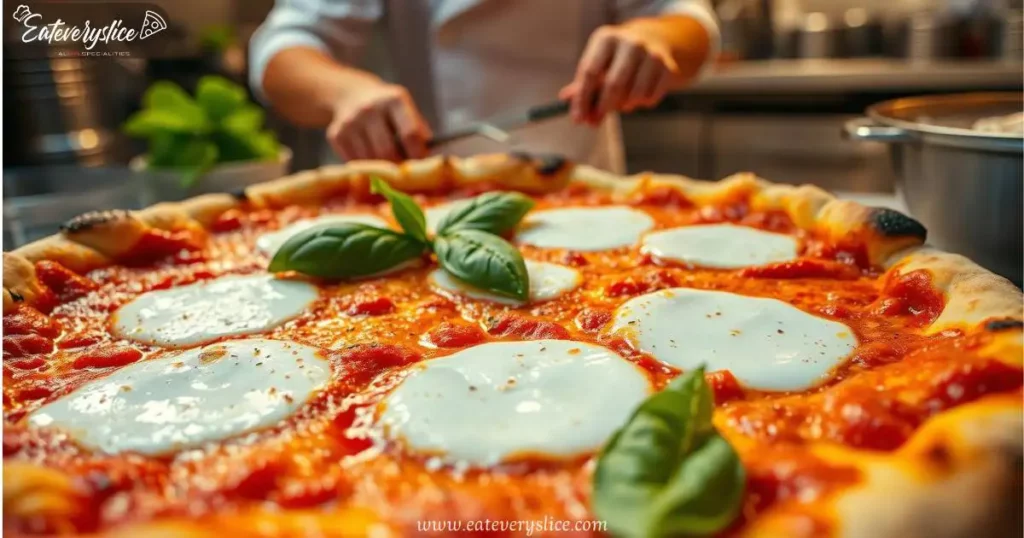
[248,0,383,101]
[612,0,720,77]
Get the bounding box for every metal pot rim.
[866,92,1024,152]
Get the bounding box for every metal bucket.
[844,92,1023,284]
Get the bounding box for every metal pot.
[844,93,1023,285]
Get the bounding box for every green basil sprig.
[435,229,529,301]
[269,223,427,279]
[436,191,534,235]
[370,177,428,243]
[268,178,531,299]
[594,366,745,538]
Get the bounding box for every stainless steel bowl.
[844,93,1023,285]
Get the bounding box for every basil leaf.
[176,140,219,187]
[269,223,426,279]
[196,75,247,122]
[434,229,529,301]
[123,108,209,137]
[594,366,745,538]
[370,177,428,243]
[137,81,210,133]
[436,192,535,235]
[221,105,265,136]
[143,80,195,111]
[214,128,278,163]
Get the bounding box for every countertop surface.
[833,191,907,212]
[684,59,1024,94]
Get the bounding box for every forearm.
[620,15,711,83]
[261,47,384,128]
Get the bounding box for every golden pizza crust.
[11,235,110,275]
[76,507,388,538]
[58,210,152,259]
[886,246,1024,333]
[737,395,1022,538]
[5,153,1021,538]
[3,253,48,313]
[172,193,245,227]
[827,396,1022,538]
[3,462,87,534]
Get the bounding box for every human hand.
[326,82,432,162]
[560,25,679,125]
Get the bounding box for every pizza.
[3,153,1021,538]
[138,10,167,40]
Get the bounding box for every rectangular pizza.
[3,153,1021,537]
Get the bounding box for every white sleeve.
[248,0,384,102]
[611,0,720,79]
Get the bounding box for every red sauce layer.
[3,185,1019,535]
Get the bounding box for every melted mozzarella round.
[516,206,654,251]
[641,224,799,269]
[29,339,330,455]
[429,260,581,305]
[113,274,317,347]
[378,340,650,466]
[610,288,856,391]
[424,199,473,234]
[257,214,389,255]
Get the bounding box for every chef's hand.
[560,25,680,125]
[326,82,432,162]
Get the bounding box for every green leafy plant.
[123,76,280,186]
[270,178,535,301]
[593,366,746,538]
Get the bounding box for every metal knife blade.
[427,100,571,148]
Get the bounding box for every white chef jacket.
[250,0,719,173]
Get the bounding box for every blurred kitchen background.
[4,0,1023,280]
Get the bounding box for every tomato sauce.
[3,184,1020,535]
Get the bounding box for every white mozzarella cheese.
[610,288,856,391]
[378,339,650,466]
[516,206,654,251]
[424,199,473,234]
[28,339,330,455]
[641,224,799,269]
[257,214,389,256]
[112,274,317,347]
[429,260,581,305]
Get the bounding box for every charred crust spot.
[534,154,568,176]
[7,289,24,302]
[510,151,532,163]
[870,208,927,240]
[229,187,249,201]
[60,210,132,234]
[986,318,1024,332]
[923,442,954,470]
[510,151,568,176]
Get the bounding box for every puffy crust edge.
[73,507,388,538]
[4,154,1021,538]
[826,395,1023,538]
[8,152,1019,325]
[885,246,1024,333]
[737,393,1023,538]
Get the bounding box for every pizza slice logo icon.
[139,10,167,40]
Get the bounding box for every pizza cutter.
[426,100,571,149]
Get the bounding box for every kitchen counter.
[833,191,906,213]
[682,59,1024,94]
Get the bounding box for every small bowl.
[130,147,292,204]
